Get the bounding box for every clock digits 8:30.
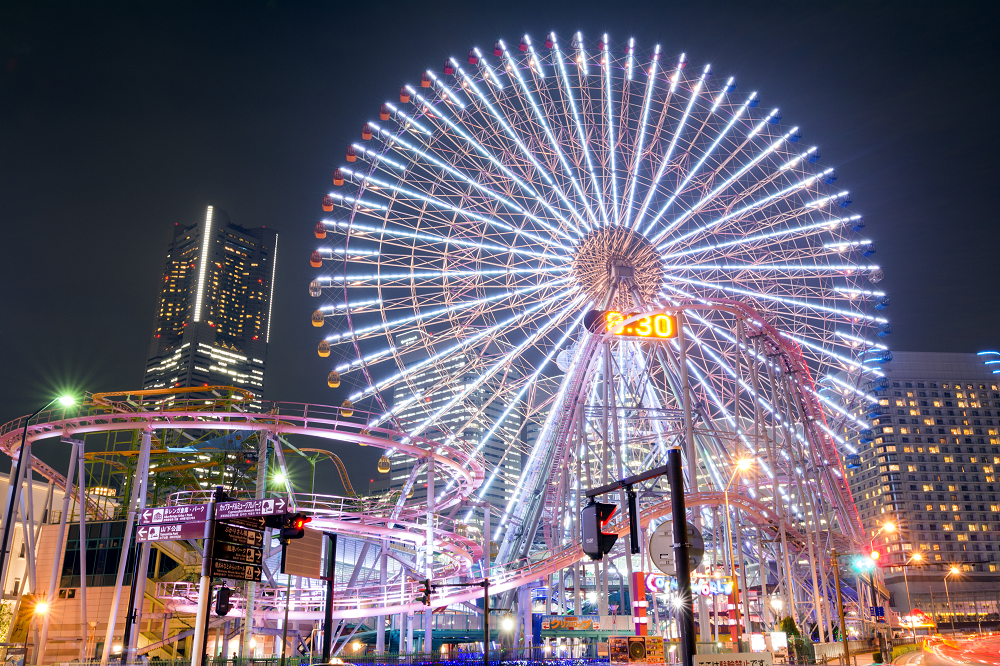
[604,311,677,339]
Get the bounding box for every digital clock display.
[605,310,677,339]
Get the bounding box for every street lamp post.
[830,551,851,666]
[902,553,921,616]
[944,567,959,635]
[0,395,75,589]
[723,459,752,650]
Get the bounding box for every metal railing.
[335,647,606,665]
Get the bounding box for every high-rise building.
[144,206,277,406]
[841,350,1000,620]
[386,332,524,533]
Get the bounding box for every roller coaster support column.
[125,432,155,663]
[668,446,695,666]
[242,433,269,659]
[77,444,89,661]
[0,397,64,593]
[100,430,151,666]
[483,500,490,577]
[37,438,80,665]
[20,435,40,660]
[423,456,435,655]
[376,539,387,653]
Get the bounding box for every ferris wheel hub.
[570,227,665,310]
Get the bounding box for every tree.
[779,616,800,637]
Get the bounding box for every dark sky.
[2,0,998,491]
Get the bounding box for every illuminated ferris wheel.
[309,32,889,617]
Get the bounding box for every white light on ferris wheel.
[311,31,888,554]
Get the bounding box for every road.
[921,635,1000,666]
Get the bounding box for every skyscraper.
[144,206,277,405]
[841,351,1000,618]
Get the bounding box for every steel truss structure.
[309,31,891,645]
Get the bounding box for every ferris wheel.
[309,32,888,578]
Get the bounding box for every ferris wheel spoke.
[599,35,622,225]
[663,214,863,260]
[517,35,601,228]
[401,88,581,244]
[350,285,579,401]
[634,60,709,232]
[621,43,660,230]
[645,108,782,241]
[635,71,739,235]
[446,310,588,507]
[453,50,590,234]
[403,294,583,440]
[654,166,838,251]
[552,34,610,224]
[348,137,574,252]
[327,277,570,343]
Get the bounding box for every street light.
[0,395,75,587]
[902,553,921,615]
[26,600,50,658]
[944,566,959,634]
[723,458,752,648]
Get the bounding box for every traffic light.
[420,579,431,606]
[281,513,311,541]
[215,586,232,616]
[869,549,881,565]
[581,499,618,561]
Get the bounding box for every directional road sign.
[215,498,288,521]
[211,559,262,582]
[647,520,705,576]
[219,515,266,531]
[137,522,207,542]
[213,541,264,565]
[216,523,264,548]
[140,504,209,526]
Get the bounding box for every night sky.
[2,0,998,491]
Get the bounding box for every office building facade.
[843,351,1000,621]
[143,206,277,406]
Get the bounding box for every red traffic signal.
[281,512,311,541]
[266,512,312,542]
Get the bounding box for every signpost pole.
[667,446,694,666]
[279,559,291,666]
[483,578,489,666]
[322,533,337,662]
[191,491,219,666]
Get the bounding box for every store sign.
[541,616,600,631]
[643,572,733,597]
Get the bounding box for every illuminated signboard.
[584,309,678,339]
[644,572,733,597]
